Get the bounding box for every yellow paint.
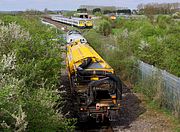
[85,20,93,27]
[79,20,85,27]
[110,16,116,20]
[112,95,117,104]
[91,77,99,81]
[66,42,114,76]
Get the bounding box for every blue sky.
[0,0,179,11]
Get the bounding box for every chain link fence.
[138,61,180,118]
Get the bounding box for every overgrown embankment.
[87,15,180,77]
[0,15,75,131]
[84,15,180,123]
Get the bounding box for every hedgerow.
[114,16,179,77]
[0,15,75,131]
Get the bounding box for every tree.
[103,10,112,14]
[137,2,180,15]
[92,8,101,14]
[77,8,87,13]
[94,12,102,16]
[98,19,112,36]
[132,9,138,14]
[0,15,76,131]
[126,9,132,15]
[117,9,131,15]
[25,9,43,15]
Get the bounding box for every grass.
[147,100,180,132]
[134,89,180,132]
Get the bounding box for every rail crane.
[66,30,122,122]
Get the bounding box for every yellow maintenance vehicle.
[66,39,122,122]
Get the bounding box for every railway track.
[43,18,121,131]
[43,17,138,132]
[45,19,116,131]
[42,16,69,32]
[42,16,90,33]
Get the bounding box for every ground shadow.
[111,84,146,129]
[55,75,146,131]
[75,83,146,131]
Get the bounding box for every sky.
[0,0,180,11]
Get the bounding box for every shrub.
[156,15,172,29]
[84,29,137,85]
[173,12,180,19]
[0,15,75,131]
[98,19,112,36]
[113,17,180,77]
[94,12,102,16]
[0,52,28,131]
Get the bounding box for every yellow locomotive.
[66,31,122,122]
[84,19,93,28]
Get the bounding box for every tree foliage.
[103,10,112,14]
[86,15,180,78]
[0,15,75,131]
[113,16,180,76]
[77,8,87,13]
[117,9,131,15]
[92,8,101,14]
[98,19,112,36]
[137,2,180,15]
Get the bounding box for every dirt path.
[111,92,176,132]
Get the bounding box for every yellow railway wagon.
[66,43,113,78]
[66,41,122,122]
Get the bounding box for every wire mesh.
[138,61,180,117]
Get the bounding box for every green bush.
[98,19,112,36]
[84,29,137,84]
[0,15,75,131]
[94,12,102,16]
[113,16,180,77]
[86,14,180,120]
[173,12,180,19]
[85,14,180,84]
